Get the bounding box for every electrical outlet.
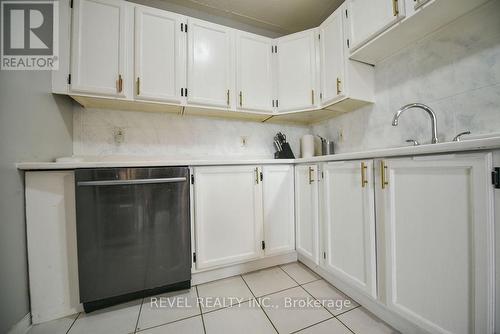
[240,136,248,147]
[114,128,125,145]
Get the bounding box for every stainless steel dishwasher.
[75,167,191,312]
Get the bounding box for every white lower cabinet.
[193,165,295,270]
[295,164,320,265]
[320,160,377,298]
[262,165,295,256]
[376,154,494,334]
[193,166,263,269]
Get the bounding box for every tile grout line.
[289,317,333,334]
[195,286,207,334]
[135,314,201,333]
[65,312,80,334]
[133,298,144,333]
[240,274,279,334]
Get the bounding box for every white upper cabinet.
[319,7,345,106]
[262,165,295,256]
[71,0,129,97]
[321,161,377,298]
[276,29,317,112]
[295,164,320,265]
[187,18,233,108]
[235,32,274,112]
[376,154,494,334]
[193,166,263,270]
[134,7,186,103]
[347,0,404,51]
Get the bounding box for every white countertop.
[16,136,500,170]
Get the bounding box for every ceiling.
[151,0,344,36]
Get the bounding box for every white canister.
[300,134,315,158]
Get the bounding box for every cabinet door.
[276,29,317,112]
[187,18,233,108]
[262,165,295,256]
[347,0,404,50]
[71,0,127,97]
[322,161,376,298]
[377,154,494,334]
[194,166,263,269]
[319,7,346,106]
[236,32,273,112]
[295,165,319,264]
[134,7,185,103]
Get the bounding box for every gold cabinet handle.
[336,78,342,95]
[239,91,243,107]
[308,166,315,184]
[311,90,315,105]
[361,162,368,188]
[136,77,140,95]
[380,160,389,189]
[227,89,230,106]
[392,0,399,16]
[255,167,260,184]
[117,74,123,93]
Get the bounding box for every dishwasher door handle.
[77,177,187,187]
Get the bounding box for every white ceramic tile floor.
[196,276,253,313]
[32,262,398,334]
[302,279,359,316]
[242,266,298,297]
[280,262,321,285]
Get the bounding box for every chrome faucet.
[392,103,439,144]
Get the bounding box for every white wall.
[313,0,500,153]
[73,106,310,159]
[0,71,73,333]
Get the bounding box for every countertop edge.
[16,137,500,171]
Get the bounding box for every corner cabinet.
[320,160,377,299]
[193,165,295,271]
[318,3,374,113]
[376,154,494,334]
[295,164,320,265]
[235,32,274,113]
[134,6,186,104]
[276,29,318,112]
[71,0,131,97]
[187,18,234,109]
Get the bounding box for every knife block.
[274,143,295,159]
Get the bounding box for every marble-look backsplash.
[73,106,310,158]
[313,0,500,154]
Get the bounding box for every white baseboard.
[7,313,31,334]
[192,252,297,285]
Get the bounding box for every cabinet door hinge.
[272,100,275,108]
[185,88,188,97]
[345,9,348,18]
[320,92,323,100]
[347,39,350,48]
[67,74,71,85]
[261,241,266,250]
[321,171,324,179]
[260,172,263,182]
[276,100,279,108]
[70,0,73,9]
[193,252,196,263]
[191,174,195,184]
[318,34,321,40]
[492,167,500,189]
[323,252,326,259]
